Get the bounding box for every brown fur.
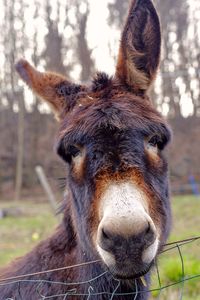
[1,1,171,299]
[91,170,152,233]
[15,59,86,120]
[72,147,87,181]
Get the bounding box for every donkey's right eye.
[68,145,81,158]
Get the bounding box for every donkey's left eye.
[148,136,159,147]
[146,135,162,151]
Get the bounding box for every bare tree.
[43,0,66,75]
[74,1,94,82]
[14,0,26,200]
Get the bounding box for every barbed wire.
[1,236,200,299]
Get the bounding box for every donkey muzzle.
[96,182,159,278]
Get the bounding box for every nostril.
[146,222,150,233]
[100,227,116,251]
[144,222,155,244]
[102,228,111,240]
[145,222,152,235]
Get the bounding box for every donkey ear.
[15,59,85,120]
[116,0,161,94]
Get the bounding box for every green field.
[151,195,200,299]
[0,195,200,299]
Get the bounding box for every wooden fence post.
[35,166,58,214]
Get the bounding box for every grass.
[0,195,200,299]
[0,201,57,266]
[150,195,200,299]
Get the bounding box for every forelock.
[58,95,171,146]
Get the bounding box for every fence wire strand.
[1,236,200,299]
[155,262,162,300]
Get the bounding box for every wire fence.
[0,236,200,299]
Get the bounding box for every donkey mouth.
[112,266,151,280]
[97,242,157,281]
[106,261,153,280]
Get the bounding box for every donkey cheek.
[71,152,86,181]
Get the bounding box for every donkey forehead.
[58,96,169,143]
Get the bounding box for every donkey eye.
[148,136,159,147]
[68,145,81,158]
[146,135,162,152]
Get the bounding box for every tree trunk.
[15,94,25,201]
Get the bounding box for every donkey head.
[16,0,171,280]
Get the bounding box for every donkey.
[0,0,171,299]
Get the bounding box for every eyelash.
[68,145,81,158]
[147,135,163,150]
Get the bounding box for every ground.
[0,195,200,299]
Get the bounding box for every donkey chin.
[95,181,160,280]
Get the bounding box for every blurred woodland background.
[0,0,200,201]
